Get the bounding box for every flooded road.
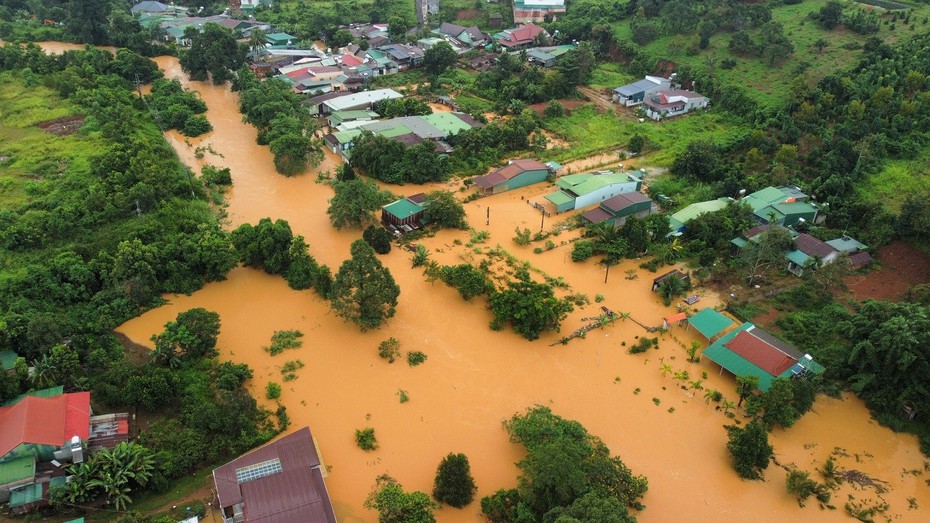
[113,53,930,522]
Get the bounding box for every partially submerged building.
[581,191,654,227]
[381,193,427,232]
[473,159,559,195]
[213,427,336,523]
[545,171,642,213]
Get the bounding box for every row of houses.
[668,185,821,234]
[732,225,872,276]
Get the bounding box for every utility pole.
[539,207,546,232]
[604,262,610,284]
[486,206,489,226]
[134,74,143,101]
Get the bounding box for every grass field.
[861,154,930,211]
[611,0,930,107]
[588,62,637,91]
[542,104,750,166]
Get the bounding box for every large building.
[213,427,336,523]
[473,159,557,195]
[581,191,654,227]
[643,90,708,120]
[612,76,672,106]
[545,171,642,213]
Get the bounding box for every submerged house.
[581,191,654,227]
[544,171,642,213]
[652,269,690,292]
[473,159,558,195]
[381,193,427,232]
[612,76,671,106]
[213,426,336,523]
[644,90,708,120]
[702,323,824,391]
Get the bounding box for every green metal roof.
[786,250,810,266]
[555,172,635,197]
[773,201,818,216]
[3,386,64,407]
[688,308,736,340]
[63,518,85,523]
[545,191,573,206]
[266,32,296,44]
[669,198,730,226]
[754,204,786,222]
[0,349,18,371]
[329,110,378,125]
[826,236,867,253]
[9,483,43,508]
[731,237,749,249]
[420,113,472,136]
[746,186,787,206]
[0,456,35,485]
[383,198,424,220]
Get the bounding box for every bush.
[407,351,428,366]
[181,114,213,137]
[543,100,564,118]
[378,337,401,363]
[628,134,646,154]
[201,165,232,185]
[264,330,303,356]
[433,453,477,508]
[265,382,281,399]
[628,337,657,354]
[363,225,393,254]
[356,427,378,451]
[571,240,595,262]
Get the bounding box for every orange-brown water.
[106,52,930,522]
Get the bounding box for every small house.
[652,269,690,292]
[702,323,824,391]
[213,427,336,523]
[740,186,820,227]
[327,110,379,128]
[644,90,708,120]
[581,191,654,227]
[473,159,554,195]
[382,194,427,232]
[265,32,297,47]
[786,233,838,276]
[525,45,576,67]
[494,24,547,50]
[545,171,642,213]
[434,23,489,48]
[668,197,733,235]
[320,89,403,114]
[612,76,671,106]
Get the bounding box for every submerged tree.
[725,419,773,480]
[331,240,400,331]
[327,178,393,229]
[179,23,246,84]
[488,274,574,340]
[366,475,438,523]
[433,453,477,508]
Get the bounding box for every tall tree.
[740,226,794,285]
[180,24,246,84]
[433,453,477,508]
[331,240,400,331]
[327,179,393,229]
[488,273,574,340]
[65,0,110,44]
[423,41,457,77]
[424,190,467,229]
[725,419,773,480]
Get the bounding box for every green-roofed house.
[327,110,379,128]
[266,32,297,47]
[702,322,824,392]
[382,193,427,231]
[739,186,820,227]
[526,44,576,67]
[668,197,732,234]
[544,171,642,213]
[687,307,736,342]
[0,456,35,502]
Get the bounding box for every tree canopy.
[180,23,246,85]
[331,240,401,331]
[489,273,574,341]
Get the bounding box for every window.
[235,459,282,484]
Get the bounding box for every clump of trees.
[180,23,246,84]
[481,406,647,522]
[350,133,450,184]
[725,419,773,480]
[424,190,468,229]
[433,453,477,508]
[366,475,438,522]
[432,263,494,300]
[327,178,393,229]
[363,225,393,254]
[447,110,539,175]
[147,79,212,137]
[488,270,574,341]
[372,97,432,118]
[234,67,323,176]
[331,240,401,331]
[424,41,458,77]
[51,442,155,511]
[151,308,220,367]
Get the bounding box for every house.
[473,159,557,195]
[266,32,298,47]
[739,186,820,227]
[494,24,547,49]
[581,191,654,227]
[652,269,690,292]
[130,1,184,15]
[212,427,336,523]
[320,88,403,115]
[325,112,478,155]
[668,197,733,234]
[545,171,643,213]
[612,76,672,106]
[382,194,427,231]
[512,0,566,23]
[525,45,576,67]
[240,0,272,13]
[378,44,425,69]
[702,323,824,391]
[786,233,839,276]
[731,226,871,277]
[644,90,708,120]
[327,110,379,128]
[434,23,489,48]
[467,53,498,72]
[826,236,873,268]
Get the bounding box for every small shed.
[266,32,297,47]
[652,269,689,292]
[381,194,426,230]
[687,307,735,342]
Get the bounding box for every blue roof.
[614,78,661,96]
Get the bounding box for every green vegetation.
[489,271,575,341]
[481,406,647,522]
[364,225,394,254]
[433,263,494,300]
[433,453,477,508]
[331,239,401,331]
[51,442,155,511]
[180,24,246,85]
[231,218,332,296]
[407,351,428,367]
[265,381,282,399]
[725,419,773,480]
[350,132,450,183]
[378,337,402,363]
[356,427,379,451]
[147,79,211,137]
[327,178,393,229]
[424,190,468,229]
[264,330,304,356]
[366,474,438,523]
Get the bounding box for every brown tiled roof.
[724,329,798,377]
[407,192,427,204]
[213,427,335,523]
[795,233,836,258]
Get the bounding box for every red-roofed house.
[341,53,363,67]
[644,90,708,120]
[213,427,336,523]
[495,23,547,49]
[473,159,554,195]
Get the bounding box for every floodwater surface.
[113,53,930,522]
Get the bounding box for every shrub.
[407,351,428,366]
[378,338,401,363]
[355,427,378,451]
[265,382,281,399]
[628,337,657,354]
[181,114,213,137]
[264,330,303,355]
[513,227,532,246]
[201,165,232,185]
[571,240,595,262]
[363,225,393,254]
[433,453,477,508]
[543,100,564,118]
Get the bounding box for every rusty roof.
[213,427,335,523]
[724,329,798,377]
[601,191,650,213]
[795,233,836,259]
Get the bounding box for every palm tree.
[673,370,690,387]
[660,363,673,377]
[689,379,704,392]
[704,388,718,404]
[658,274,690,306]
[736,375,759,407]
[30,354,56,388]
[722,399,736,416]
[249,29,268,58]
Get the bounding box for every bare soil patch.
[527,99,588,115]
[845,240,930,301]
[36,115,85,136]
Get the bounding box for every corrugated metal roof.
[614,78,662,96]
[383,198,425,220]
[545,191,573,206]
[826,236,867,253]
[0,392,90,458]
[725,329,798,377]
[795,233,836,258]
[322,89,402,112]
[581,207,613,224]
[554,172,635,197]
[669,198,731,225]
[213,427,335,523]
[601,191,651,213]
[0,455,35,485]
[687,307,735,340]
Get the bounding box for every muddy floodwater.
[111,53,930,522]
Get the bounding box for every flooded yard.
[112,54,930,522]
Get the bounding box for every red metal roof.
[601,191,650,213]
[0,392,90,458]
[849,251,872,268]
[213,427,336,523]
[581,207,613,224]
[500,24,544,47]
[474,159,547,188]
[341,54,363,66]
[724,329,797,377]
[795,233,836,258]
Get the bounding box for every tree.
[544,100,564,118]
[736,375,759,407]
[424,41,457,77]
[671,140,722,182]
[331,240,401,331]
[366,475,438,523]
[337,162,357,181]
[785,469,818,506]
[817,1,844,30]
[741,225,794,285]
[628,134,646,154]
[437,264,493,300]
[424,190,467,229]
[151,308,221,363]
[231,218,294,275]
[433,453,477,508]
[388,16,409,42]
[64,0,110,45]
[746,378,802,430]
[327,179,393,229]
[489,275,574,340]
[363,225,393,254]
[657,274,690,306]
[725,419,773,480]
[331,28,352,48]
[180,24,246,84]
[248,29,268,57]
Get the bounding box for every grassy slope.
[611,0,930,108]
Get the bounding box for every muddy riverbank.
[110,53,930,522]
